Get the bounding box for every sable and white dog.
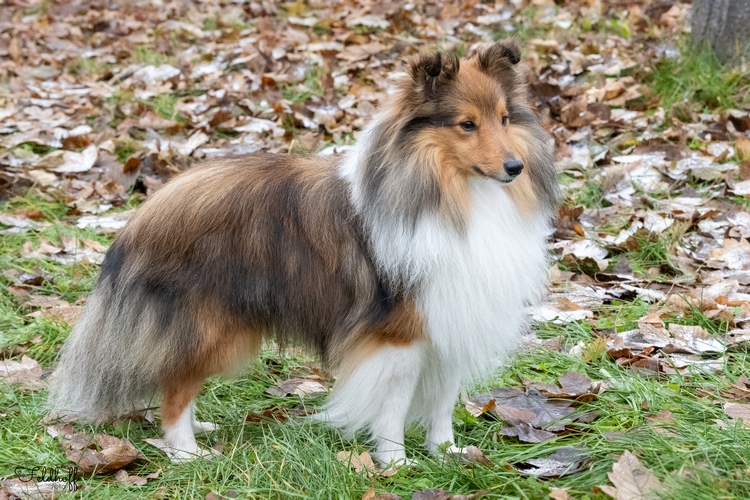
[47,41,559,464]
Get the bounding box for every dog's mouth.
[472,166,515,184]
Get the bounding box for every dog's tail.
[46,266,165,421]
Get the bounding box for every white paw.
[192,421,219,434]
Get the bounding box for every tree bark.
[691,0,750,64]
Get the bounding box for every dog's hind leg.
[162,376,214,462]
[319,342,425,466]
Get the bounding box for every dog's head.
[396,41,535,185]
[358,41,559,226]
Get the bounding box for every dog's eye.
[460,121,476,131]
[502,116,509,126]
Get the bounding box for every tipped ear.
[477,40,522,77]
[408,50,460,99]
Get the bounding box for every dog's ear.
[477,40,521,78]
[407,50,460,99]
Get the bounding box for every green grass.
[113,139,145,163]
[650,42,750,111]
[203,17,218,32]
[2,196,749,499]
[67,58,110,78]
[131,46,174,67]
[140,93,185,123]
[622,230,676,278]
[281,67,325,104]
[562,172,606,209]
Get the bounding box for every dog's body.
[47,41,559,464]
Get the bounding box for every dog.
[47,40,559,465]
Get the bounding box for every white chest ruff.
[413,179,549,382]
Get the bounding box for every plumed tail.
[46,280,163,421]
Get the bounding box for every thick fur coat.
[47,40,559,464]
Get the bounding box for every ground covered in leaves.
[1,0,750,498]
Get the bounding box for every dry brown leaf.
[27,304,83,326]
[558,371,593,396]
[725,375,750,401]
[605,450,663,500]
[493,403,537,425]
[336,451,377,477]
[362,486,377,500]
[500,423,557,443]
[646,409,675,425]
[0,355,44,388]
[266,377,328,397]
[461,446,493,467]
[514,448,588,478]
[737,137,750,162]
[0,477,69,500]
[549,488,571,500]
[724,403,750,427]
[707,238,750,270]
[63,433,141,475]
[115,469,148,486]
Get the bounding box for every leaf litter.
[468,371,602,444]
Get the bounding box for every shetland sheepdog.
[47,40,559,464]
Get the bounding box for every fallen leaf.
[515,448,588,477]
[549,487,571,500]
[53,145,98,174]
[603,450,663,500]
[461,446,493,467]
[493,404,537,425]
[336,451,377,477]
[707,238,750,270]
[646,409,675,425]
[63,433,141,475]
[500,423,557,443]
[266,378,328,397]
[724,375,750,401]
[115,469,148,486]
[0,478,69,500]
[471,388,577,433]
[75,211,135,233]
[724,403,750,427]
[362,486,377,500]
[0,355,44,388]
[534,371,594,399]
[15,293,69,310]
[737,137,750,162]
[27,304,83,326]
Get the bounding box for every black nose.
[503,159,524,177]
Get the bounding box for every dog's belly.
[415,178,549,383]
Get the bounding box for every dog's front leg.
[317,342,425,466]
[411,351,463,455]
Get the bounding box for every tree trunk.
[691,0,750,64]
